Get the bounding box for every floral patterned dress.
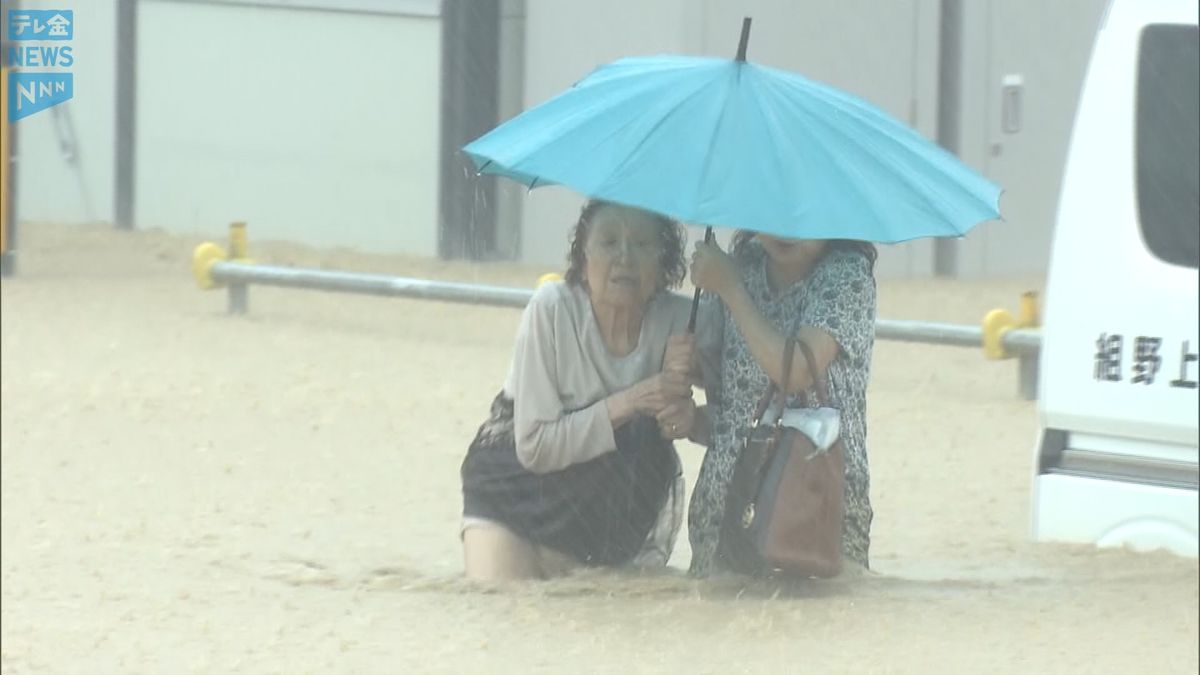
[689,242,877,575]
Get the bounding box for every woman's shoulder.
[733,237,767,267]
[528,279,581,311]
[820,243,868,270]
[817,245,874,280]
[521,281,588,335]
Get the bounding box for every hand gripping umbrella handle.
[687,227,715,333]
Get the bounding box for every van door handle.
[1001,74,1024,134]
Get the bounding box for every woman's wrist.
[606,390,637,426]
[718,278,750,313]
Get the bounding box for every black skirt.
[461,393,678,567]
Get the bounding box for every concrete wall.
[943,0,1109,278]
[13,0,442,256]
[136,0,442,254]
[491,0,527,261]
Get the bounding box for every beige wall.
[13,0,442,256]
[136,1,442,254]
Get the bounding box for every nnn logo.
[8,72,73,121]
[6,9,74,121]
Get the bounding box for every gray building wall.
[509,0,943,280]
[942,0,1109,278]
[13,0,443,256]
[9,0,117,227]
[136,0,443,255]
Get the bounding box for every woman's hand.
[656,396,696,440]
[633,371,692,415]
[608,371,691,425]
[691,240,741,299]
[662,334,695,378]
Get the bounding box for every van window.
[1136,24,1199,269]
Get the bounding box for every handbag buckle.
[741,502,756,529]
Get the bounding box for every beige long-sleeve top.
[503,281,692,474]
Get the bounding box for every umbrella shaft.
[687,227,716,333]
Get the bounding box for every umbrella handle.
[686,227,715,333]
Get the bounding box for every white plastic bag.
[762,405,841,452]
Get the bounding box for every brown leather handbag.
[717,337,845,578]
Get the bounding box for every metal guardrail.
[873,318,1039,354]
[198,256,1043,400]
[211,261,533,310]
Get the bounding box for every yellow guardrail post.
[226,222,249,314]
[191,222,252,314]
[229,221,248,260]
[1018,291,1039,328]
[982,291,1042,400]
[982,307,1017,360]
[191,241,228,290]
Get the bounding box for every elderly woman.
[460,200,697,581]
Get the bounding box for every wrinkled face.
[583,205,663,309]
[757,234,827,268]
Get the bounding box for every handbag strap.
[750,334,831,426]
[794,338,831,407]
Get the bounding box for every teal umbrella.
[464,19,1001,321]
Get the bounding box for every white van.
[1033,0,1199,556]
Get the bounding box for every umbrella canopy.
[464,52,1001,243]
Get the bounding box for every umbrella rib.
[690,64,744,225]
[794,77,998,233]
[786,85,988,240]
[593,71,721,212]
[781,91,885,239]
[744,69,795,232]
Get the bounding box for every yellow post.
[192,221,249,290]
[191,242,228,290]
[982,292,1042,360]
[229,221,248,260]
[982,308,1017,360]
[1018,291,1040,327]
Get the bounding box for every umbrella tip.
[736,17,752,61]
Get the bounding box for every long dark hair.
[729,230,878,271]
[564,200,688,290]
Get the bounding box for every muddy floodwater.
[3,224,1196,673]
